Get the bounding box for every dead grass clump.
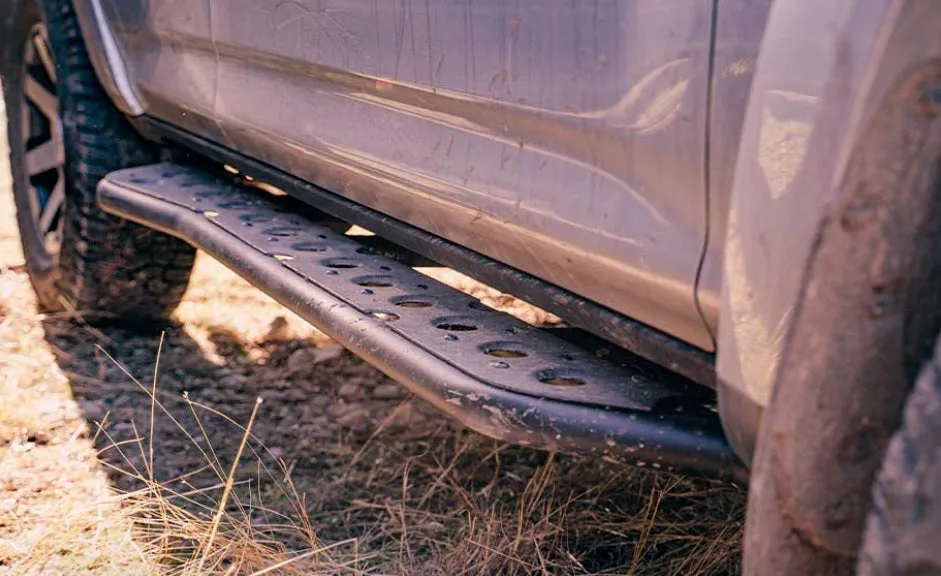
[84,343,365,575]
[1,251,745,575]
[377,443,744,576]
[74,340,744,576]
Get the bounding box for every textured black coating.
[345,235,438,267]
[134,116,718,388]
[98,162,746,481]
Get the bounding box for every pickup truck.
[3,1,940,573]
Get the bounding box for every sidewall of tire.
[3,0,59,309]
[4,0,195,320]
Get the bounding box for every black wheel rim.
[21,22,64,259]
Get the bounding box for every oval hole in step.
[219,200,252,209]
[322,258,360,269]
[391,295,434,308]
[370,311,400,321]
[242,214,273,224]
[434,316,479,332]
[292,242,328,253]
[481,342,529,358]
[264,226,300,237]
[354,275,394,287]
[535,368,587,387]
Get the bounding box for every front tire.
[859,334,941,575]
[2,0,195,321]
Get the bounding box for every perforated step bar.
[98,163,746,481]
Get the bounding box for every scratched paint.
[102,0,716,349]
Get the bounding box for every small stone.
[286,350,311,374]
[337,382,359,398]
[336,407,368,427]
[372,383,402,400]
[313,346,344,363]
[420,521,446,531]
[77,399,106,422]
[224,373,248,388]
[329,402,357,418]
[308,395,332,408]
[286,346,344,374]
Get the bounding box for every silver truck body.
[79,0,739,353]
[69,0,939,460]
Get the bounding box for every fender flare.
[70,0,143,115]
[715,0,941,464]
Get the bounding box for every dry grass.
[0,100,746,575]
[0,249,746,576]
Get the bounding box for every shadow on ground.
[37,310,745,575]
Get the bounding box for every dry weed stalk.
[87,342,362,576]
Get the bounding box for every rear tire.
[858,334,941,576]
[2,0,195,321]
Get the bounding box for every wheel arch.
[715,0,941,465]
[2,0,142,116]
[64,0,143,116]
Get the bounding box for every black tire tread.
[859,334,941,576]
[5,0,195,321]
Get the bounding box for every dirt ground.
[0,105,746,575]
